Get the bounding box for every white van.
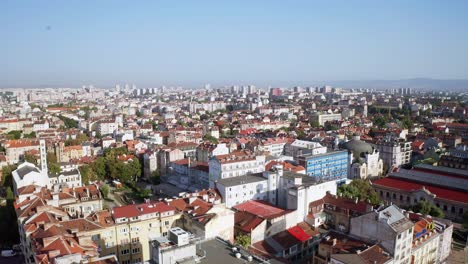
[1,249,16,257]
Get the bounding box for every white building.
[350,205,414,264]
[97,120,118,135]
[258,138,288,157]
[311,112,342,126]
[32,120,49,132]
[48,163,82,188]
[12,162,49,195]
[284,140,327,159]
[217,165,338,224]
[375,136,412,169]
[208,150,265,188]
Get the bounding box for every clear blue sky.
[1,0,467,87]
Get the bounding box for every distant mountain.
[323,78,468,91]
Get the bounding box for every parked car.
[1,249,16,257]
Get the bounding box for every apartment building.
[196,143,229,162]
[3,139,41,164]
[374,136,412,169]
[297,150,348,183]
[208,150,265,188]
[350,205,414,264]
[284,139,327,159]
[258,137,289,157]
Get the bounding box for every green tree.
[23,132,36,138]
[6,187,14,201]
[151,170,161,185]
[203,134,219,144]
[101,184,110,199]
[92,157,107,180]
[309,120,320,128]
[79,165,98,184]
[6,130,22,139]
[410,201,444,218]
[235,234,251,248]
[58,115,79,128]
[24,153,37,165]
[49,163,61,174]
[1,165,17,188]
[338,179,382,205]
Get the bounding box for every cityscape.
[1,1,468,264]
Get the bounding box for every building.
[233,200,297,244]
[32,120,50,132]
[196,143,229,162]
[307,192,374,231]
[374,136,412,170]
[208,150,265,188]
[258,138,289,157]
[150,227,200,264]
[284,140,327,159]
[3,139,41,164]
[350,205,414,264]
[110,201,181,263]
[372,165,468,222]
[143,150,158,178]
[48,163,83,188]
[340,135,383,179]
[297,150,348,183]
[314,231,392,264]
[311,112,342,126]
[97,120,118,136]
[169,190,234,242]
[216,174,270,208]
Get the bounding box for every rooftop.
[216,174,265,187]
[233,200,290,219]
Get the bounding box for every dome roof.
[340,138,374,159]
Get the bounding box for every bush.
[235,234,251,248]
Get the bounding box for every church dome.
[340,135,374,159]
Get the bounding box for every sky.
[1,0,468,87]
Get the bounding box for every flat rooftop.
[198,239,265,264]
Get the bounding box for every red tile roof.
[287,226,310,242]
[372,177,468,204]
[233,200,290,219]
[112,202,175,219]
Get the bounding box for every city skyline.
[2,0,468,87]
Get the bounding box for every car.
[1,249,16,257]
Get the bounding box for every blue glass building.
[297,150,349,184]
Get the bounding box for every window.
[132,237,139,243]
[121,249,130,255]
[132,247,140,254]
[120,228,128,233]
[163,232,168,237]
[120,238,129,245]
[451,206,455,213]
[165,220,170,226]
[105,241,115,248]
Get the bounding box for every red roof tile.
[372,177,468,204]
